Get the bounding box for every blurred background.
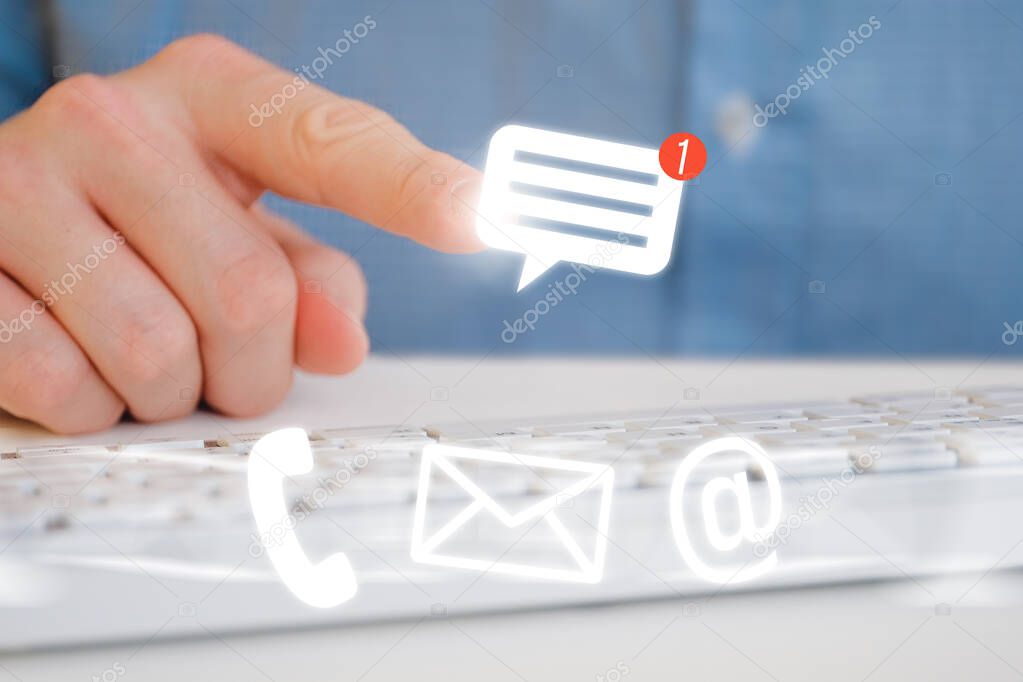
[2,0,1021,355]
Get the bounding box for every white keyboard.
[4,385,1023,651]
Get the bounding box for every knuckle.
[213,249,297,334]
[115,298,198,385]
[28,75,164,178]
[391,153,430,207]
[59,408,123,435]
[155,33,243,71]
[290,100,392,200]
[5,343,91,415]
[211,374,292,419]
[291,102,351,181]
[293,100,372,145]
[322,251,366,300]
[0,137,48,205]
[34,74,126,129]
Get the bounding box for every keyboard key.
[118,448,249,472]
[802,403,895,419]
[849,424,952,439]
[3,453,114,470]
[338,435,434,451]
[532,421,625,437]
[512,436,617,455]
[947,421,1023,439]
[972,406,1023,420]
[798,417,893,432]
[887,400,971,414]
[857,446,958,473]
[118,438,208,453]
[756,430,857,446]
[707,402,804,415]
[320,426,429,446]
[853,390,969,410]
[639,455,743,487]
[216,431,282,454]
[624,414,715,430]
[717,409,807,424]
[944,429,1023,467]
[953,443,1023,467]
[888,410,980,426]
[959,387,1023,405]
[701,423,798,437]
[607,429,703,448]
[432,426,534,443]
[850,435,955,469]
[14,444,114,459]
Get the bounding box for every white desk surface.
[3,356,1023,681]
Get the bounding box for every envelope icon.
[410,444,615,583]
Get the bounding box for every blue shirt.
[2,1,1021,357]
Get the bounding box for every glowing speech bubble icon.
[669,436,782,584]
[476,125,686,291]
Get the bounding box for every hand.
[0,34,483,433]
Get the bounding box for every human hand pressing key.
[0,34,483,433]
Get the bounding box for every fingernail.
[450,177,486,249]
[336,290,367,323]
[451,177,481,219]
[305,276,367,322]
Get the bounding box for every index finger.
[136,34,483,253]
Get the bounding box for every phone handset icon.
[247,428,357,608]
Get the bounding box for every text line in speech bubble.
[476,125,686,291]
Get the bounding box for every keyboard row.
[3,386,1023,531]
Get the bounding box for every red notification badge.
[658,132,707,181]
